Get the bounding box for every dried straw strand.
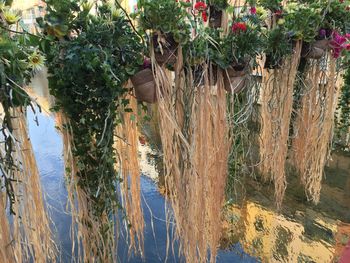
[292,56,340,203]
[259,41,302,208]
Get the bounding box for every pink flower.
[330,31,348,58]
[232,22,247,33]
[250,6,257,15]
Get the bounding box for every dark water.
[27,109,257,262]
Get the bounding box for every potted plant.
[318,0,350,59]
[136,0,191,66]
[264,26,293,69]
[215,19,264,92]
[208,0,228,28]
[320,0,350,36]
[184,28,219,86]
[283,2,323,59]
[131,58,157,103]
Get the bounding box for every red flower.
[346,44,350,51]
[340,0,344,3]
[346,5,350,11]
[232,22,247,33]
[201,12,208,22]
[194,1,207,11]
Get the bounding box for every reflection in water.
[27,71,256,262]
[222,202,337,262]
[27,70,350,262]
[219,151,350,263]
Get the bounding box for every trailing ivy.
[39,1,143,217]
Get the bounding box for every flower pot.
[192,65,218,86]
[301,42,325,60]
[312,39,330,51]
[223,66,248,93]
[131,68,157,103]
[152,33,178,66]
[209,6,222,28]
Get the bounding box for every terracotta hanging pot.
[301,40,328,60]
[131,68,157,103]
[209,6,222,28]
[223,64,248,93]
[313,39,330,50]
[152,33,178,66]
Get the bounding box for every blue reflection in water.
[27,109,257,263]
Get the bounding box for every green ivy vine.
[39,1,144,217]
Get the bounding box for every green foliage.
[214,20,265,68]
[40,1,143,216]
[321,0,350,34]
[183,28,220,65]
[258,0,282,11]
[136,0,192,43]
[337,69,350,136]
[264,26,293,66]
[209,0,228,10]
[284,2,322,42]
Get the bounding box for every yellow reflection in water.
[222,200,350,262]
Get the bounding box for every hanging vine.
[39,1,145,261]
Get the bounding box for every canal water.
[26,98,256,262]
[26,71,350,262]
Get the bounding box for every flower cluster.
[232,22,247,33]
[330,31,350,58]
[194,1,208,22]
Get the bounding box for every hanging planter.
[209,5,222,28]
[152,33,178,66]
[301,40,329,59]
[131,68,157,103]
[223,63,248,93]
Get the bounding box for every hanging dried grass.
[115,94,144,256]
[259,41,302,208]
[56,112,117,262]
[291,56,340,204]
[57,94,144,262]
[0,192,14,261]
[9,107,56,262]
[153,41,230,262]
